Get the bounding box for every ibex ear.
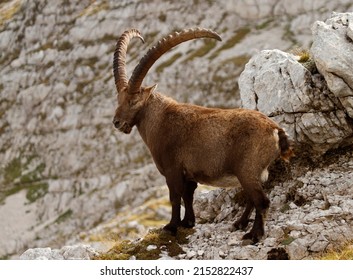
[146,84,157,94]
[144,84,157,100]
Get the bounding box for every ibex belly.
[199,175,241,188]
[196,167,269,188]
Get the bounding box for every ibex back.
[112,28,294,244]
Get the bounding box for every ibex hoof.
[233,220,249,231]
[163,224,177,236]
[242,231,262,245]
[180,219,195,228]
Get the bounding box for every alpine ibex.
[112,28,293,243]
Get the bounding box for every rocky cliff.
[240,12,353,155]
[1,0,353,259]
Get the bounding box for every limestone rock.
[239,49,314,116]
[239,48,353,155]
[311,12,353,118]
[59,244,98,260]
[20,244,98,260]
[20,248,62,260]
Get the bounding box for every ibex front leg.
[181,181,197,228]
[163,174,184,235]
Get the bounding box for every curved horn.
[128,27,222,94]
[113,29,145,94]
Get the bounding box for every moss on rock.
[95,227,194,260]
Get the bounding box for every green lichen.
[78,0,109,18]
[156,52,182,73]
[184,39,218,62]
[3,184,23,199]
[57,41,73,51]
[3,157,22,185]
[77,57,99,67]
[1,156,49,203]
[211,55,250,85]
[76,82,86,93]
[55,209,73,224]
[0,254,9,260]
[144,31,159,44]
[255,18,275,30]
[20,162,46,184]
[280,203,290,213]
[0,47,20,66]
[100,33,118,43]
[222,55,250,67]
[158,12,167,22]
[281,236,295,246]
[282,22,297,46]
[0,127,7,147]
[26,182,49,203]
[210,27,250,60]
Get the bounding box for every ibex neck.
[136,92,175,145]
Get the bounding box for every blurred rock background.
[0,0,352,259]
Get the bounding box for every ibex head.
[112,27,222,134]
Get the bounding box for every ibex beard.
[112,28,294,244]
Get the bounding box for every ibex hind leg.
[181,181,197,228]
[233,197,254,230]
[238,179,270,244]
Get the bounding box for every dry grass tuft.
[320,242,353,260]
[290,47,311,63]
